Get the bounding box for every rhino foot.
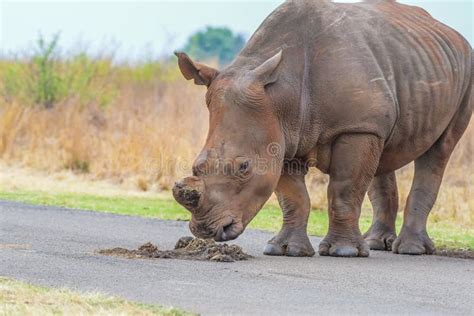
[264,228,315,257]
[392,228,435,255]
[363,225,397,251]
[318,235,370,257]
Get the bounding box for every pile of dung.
[97,236,251,262]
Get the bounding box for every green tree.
[182,26,245,65]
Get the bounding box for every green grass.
[0,190,472,250]
[0,277,190,315]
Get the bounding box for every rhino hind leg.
[363,172,398,251]
[392,155,442,255]
[393,91,472,255]
[319,134,385,258]
[264,167,315,257]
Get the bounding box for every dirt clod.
[174,236,194,249]
[97,237,251,262]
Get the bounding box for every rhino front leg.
[264,165,315,257]
[319,134,384,257]
[363,172,398,251]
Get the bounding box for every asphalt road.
[0,201,473,315]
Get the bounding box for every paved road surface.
[0,201,473,315]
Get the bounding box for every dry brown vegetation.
[0,52,472,228]
[0,72,208,191]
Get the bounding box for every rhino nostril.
[222,222,233,233]
[218,220,235,241]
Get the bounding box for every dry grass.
[0,56,472,229]
[0,277,188,315]
[0,81,207,191]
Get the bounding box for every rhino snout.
[172,176,204,212]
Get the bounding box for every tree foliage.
[182,26,245,65]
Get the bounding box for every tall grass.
[0,84,206,189]
[0,38,472,227]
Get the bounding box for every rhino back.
[345,1,472,169]
[231,1,472,164]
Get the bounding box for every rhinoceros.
[173,0,472,257]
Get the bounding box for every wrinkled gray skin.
[173,0,472,257]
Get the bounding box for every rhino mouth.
[214,218,244,242]
[190,216,244,242]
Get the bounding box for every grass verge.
[0,189,472,250]
[0,277,189,316]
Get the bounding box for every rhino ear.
[252,50,283,86]
[174,52,219,87]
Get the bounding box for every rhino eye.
[239,161,250,173]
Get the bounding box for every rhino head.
[173,51,285,241]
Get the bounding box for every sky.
[0,0,472,60]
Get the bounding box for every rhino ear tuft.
[175,51,219,87]
[252,50,283,86]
